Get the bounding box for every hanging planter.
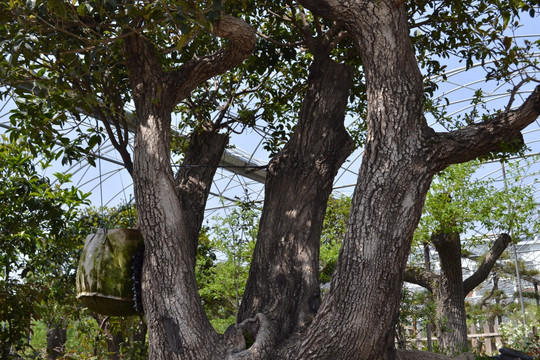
[76,228,144,316]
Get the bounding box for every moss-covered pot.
[76,228,144,316]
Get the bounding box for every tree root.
[224,313,276,360]
[223,317,478,360]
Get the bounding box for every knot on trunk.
[224,313,275,360]
[213,14,256,60]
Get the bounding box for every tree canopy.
[1,1,540,359]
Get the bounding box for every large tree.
[1,1,540,360]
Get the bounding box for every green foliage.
[408,0,539,82]
[7,95,105,167]
[399,288,437,332]
[1,0,537,164]
[413,158,540,251]
[63,314,109,359]
[0,177,143,359]
[197,197,260,331]
[412,1,539,138]
[498,306,540,356]
[320,196,351,284]
[0,135,90,357]
[0,0,231,165]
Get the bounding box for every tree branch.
[256,30,306,48]
[296,0,340,21]
[403,265,436,292]
[167,14,256,106]
[478,273,499,308]
[174,130,228,259]
[463,253,540,286]
[431,85,540,169]
[505,76,537,111]
[462,233,512,296]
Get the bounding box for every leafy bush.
[498,307,540,356]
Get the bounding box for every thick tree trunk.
[291,149,434,360]
[288,1,540,358]
[46,325,66,360]
[135,120,228,360]
[431,232,468,355]
[124,37,227,360]
[287,3,430,360]
[238,55,355,344]
[120,1,539,359]
[122,14,255,359]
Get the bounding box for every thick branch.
[296,0,340,20]
[123,14,254,112]
[463,233,512,295]
[174,130,228,260]
[403,265,436,292]
[464,253,540,286]
[238,56,354,339]
[168,14,256,105]
[432,85,540,169]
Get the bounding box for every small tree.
[404,159,540,355]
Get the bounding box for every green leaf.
[503,36,513,50]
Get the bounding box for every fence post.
[494,323,502,349]
[484,323,493,354]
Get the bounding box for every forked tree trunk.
[285,3,430,359]
[120,1,540,359]
[135,121,228,360]
[404,233,513,356]
[288,1,540,359]
[122,14,255,359]
[124,38,227,359]
[238,55,355,343]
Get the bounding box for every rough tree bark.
[287,2,431,359]
[122,14,255,360]
[432,232,468,355]
[404,233,512,355]
[237,54,355,346]
[283,1,540,359]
